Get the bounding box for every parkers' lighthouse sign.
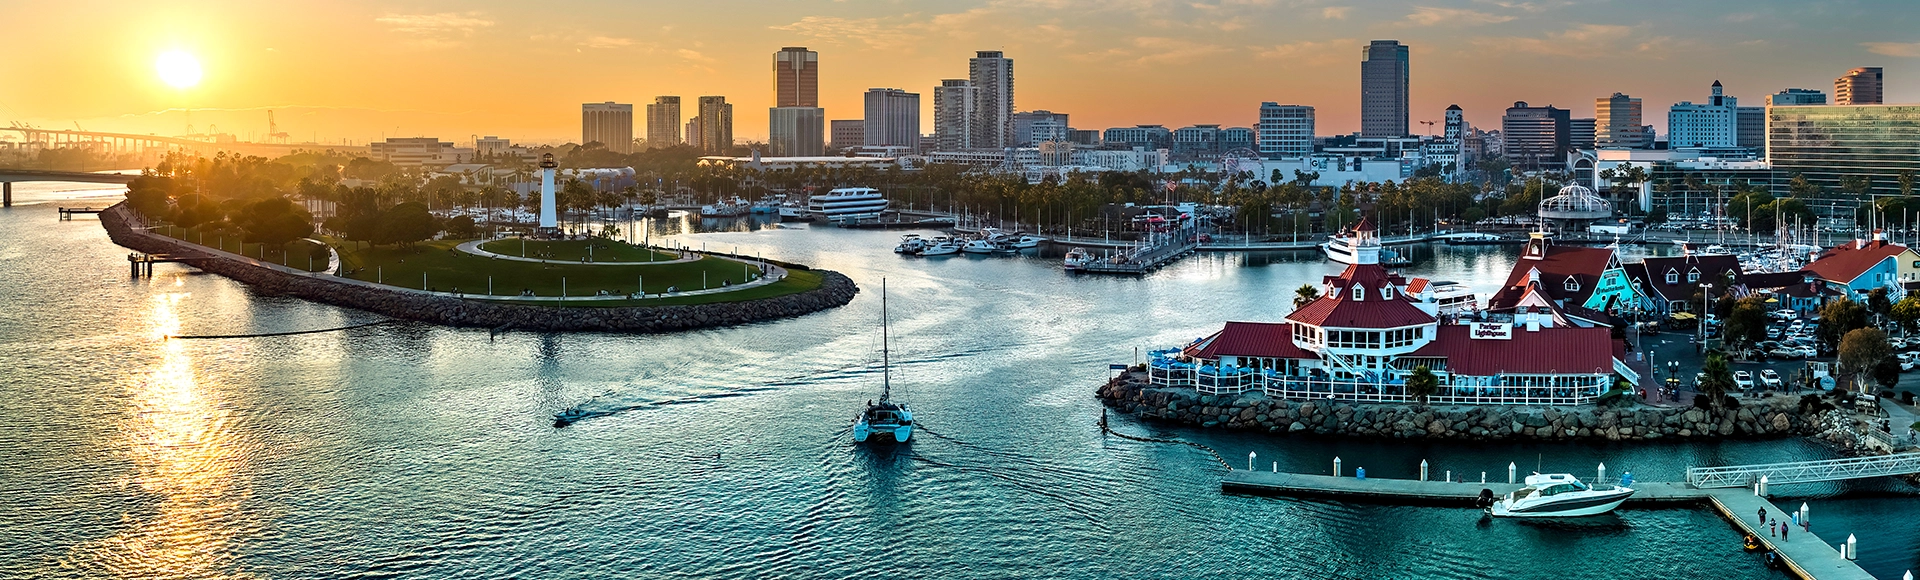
[1470,322,1512,340]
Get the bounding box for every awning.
[1670,312,1698,320]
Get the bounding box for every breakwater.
[101,204,858,332]
[1098,373,1829,441]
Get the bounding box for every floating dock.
[1223,470,1875,580]
[58,206,106,220]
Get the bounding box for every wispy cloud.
[1406,6,1515,26]
[375,12,494,49]
[1472,0,1568,11]
[582,36,636,49]
[1472,24,1655,58]
[1862,42,1920,58]
[1322,6,1352,19]
[1252,38,1356,66]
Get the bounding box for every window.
[1688,268,1700,283]
[1666,269,1679,284]
[1382,285,1394,299]
[1563,276,1580,292]
[1352,285,1365,301]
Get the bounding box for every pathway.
[455,239,697,265]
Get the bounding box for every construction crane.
[267,110,289,143]
[1418,120,1437,137]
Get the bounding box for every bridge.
[0,169,137,207]
[1687,452,1920,488]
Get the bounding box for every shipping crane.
[267,110,289,143]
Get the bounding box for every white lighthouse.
[538,153,559,232]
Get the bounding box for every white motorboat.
[961,239,999,254]
[750,194,787,214]
[1436,232,1515,245]
[1010,235,1047,249]
[1430,281,1478,317]
[1062,247,1090,271]
[778,202,812,221]
[895,234,926,254]
[920,239,961,256]
[1485,473,1634,518]
[700,197,751,217]
[807,187,890,221]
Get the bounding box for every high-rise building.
[1360,40,1410,138]
[1767,104,1920,219]
[969,51,1015,148]
[647,96,682,149]
[933,79,977,151]
[582,102,634,153]
[1502,101,1570,171]
[1668,81,1739,149]
[1835,67,1883,106]
[1443,105,1466,140]
[863,88,920,148]
[769,107,825,156]
[830,120,865,151]
[774,47,819,108]
[1256,103,1315,159]
[1102,125,1172,151]
[1569,118,1596,151]
[1595,93,1653,149]
[686,118,701,150]
[1012,110,1070,146]
[1736,106,1765,153]
[1766,89,1827,106]
[695,96,733,154]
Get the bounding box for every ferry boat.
[807,187,890,221]
[1429,281,1478,316]
[1062,247,1090,271]
[700,196,751,217]
[1485,473,1634,518]
[853,280,913,444]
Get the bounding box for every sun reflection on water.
[62,292,256,579]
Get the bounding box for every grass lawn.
[153,224,330,272]
[477,238,677,262]
[493,270,826,307]
[331,239,817,304]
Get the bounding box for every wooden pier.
[58,206,106,220]
[1222,470,1875,580]
[1075,235,1201,275]
[128,252,207,277]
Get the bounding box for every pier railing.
[1147,359,1603,406]
[1686,452,1920,488]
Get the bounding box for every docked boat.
[1063,247,1090,271]
[1486,473,1634,517]
[920,238,961,256]
[853,280,913,444]
[961,238,1000,254]
[778,202,812,222]
[700,197,751,217]
[1429,281,1478,317]
[1010,235,1047,249]
[1437,232,1517,245]
[895,234,927,254]
[807,187,890,221]
[750,194,788,214]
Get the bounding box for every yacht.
[750,194,787,214]
[961,238,1000,254]
[1062,247,1090,271]
[1323,233,1409,266]
[920,238,961,256]
[778,201,812,221]
[700,197,750,217]
[1486,473,1634,518]
[807,187,890,221]
[895,234,927,255]
[1429,281,1478,316]
[1010,235,1047,249]
[853,280,913,444]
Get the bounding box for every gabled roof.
[1635,254,1743,302]
[1186,322,1319,360]
[1487,245,1616,309]
[1805,240,1908,285]
[1408,325,1616,376]
[1285,263,1436,329]
[1405,277,1431,295]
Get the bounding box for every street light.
[1700,283,1713,348]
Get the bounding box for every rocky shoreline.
[1097,373,1833,441]
[101,204,858,332]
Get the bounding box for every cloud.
[1471,0,1568,11]
[1863,42,1920,58]
[1067,36,1229,66]
[1252,38,1356,66]
[770,15,928,51]
[1723,12,1758,23]
[676,49,715,64]
[1322,6,1351,19]
[375,12,494,48]
[1407,6,1515,26]
[582,36,635,49]
[1472,24,1645,58]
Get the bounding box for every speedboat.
[1486,473,1634,517]
[1010,235,1047,249]
[920,239,961,256]
[895,234,926,254]
[853,280,913,444]
[1063,247,1090,271]
[961,238,999,254]
[553,408,592,428]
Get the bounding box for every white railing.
[1145,357,1604,405]
[1687,452,1920,488]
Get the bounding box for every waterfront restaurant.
[1148,219,1633,406]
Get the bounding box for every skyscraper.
[1569,118,1596,151]
[582,102,634,153]
[1595,93,1652,149]
[1360,40,1410,138]
[1256,103,1314,159]
[1668,81,1738,149]
[863,88,920,148]
[769,107,825,156]
[773,47,819,107]
[1502,101,1570,171]
[933,79,977,151]
[1766,89,1828,106]
[1835,67,1883,106]
[830,120,865,151]
[647,96,682,149]
[695,96,733,154]
[969,51,1015,148]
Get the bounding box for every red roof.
[1487,245,1616,309]
[1405,277,1431,294]
[1186,322,1319,360]
[1285,263,1436,329]
[1805,240,1906,285]
[1409,325,1615,376]
[1632,254,1743,302]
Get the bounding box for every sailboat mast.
[881,278,891,401]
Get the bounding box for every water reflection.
[64,292,254,579]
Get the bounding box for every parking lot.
[1638,315,1920,405]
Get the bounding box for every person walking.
[1758,507,1767,525]
[1781,522,1789,542]
[1769,518,1777,537]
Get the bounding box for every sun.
[156,51,202,89]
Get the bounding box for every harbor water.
[3,184,1917,579]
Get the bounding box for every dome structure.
[1538,184,1611,220]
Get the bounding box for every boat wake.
[551,387,780,427]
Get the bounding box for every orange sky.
[2,0,1916,146]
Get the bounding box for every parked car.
[1760,369,1783,388]
[1766,327,1782,339]
[1902,352,1919,372]
[1768,347,1805,360]
[1734,370,1756,390]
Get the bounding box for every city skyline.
[4,0,1918,145]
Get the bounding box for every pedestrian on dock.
[1758,507,1767,525]
[1781,523,1788,542]
[1770,519,1777,537]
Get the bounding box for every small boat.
[961,238,999,254]
[1743,534,1762,552]
[1486,473,1634,517]
[920,239,961,256]
[1063,247,1090,271]
[853,280,912,444]
[1010,235,1047,249]
[895,234,926,254]
[553,408,592,428]
[700,197,751,217]
[751,194,787,214]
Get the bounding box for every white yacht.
[920,238,961,256]
[700,197,750,217]
[1436,232,1513,245]
[1429,281,1478,316]
[1486,473,1634,518]
[1062,247,1090,271]
[961,238,1000,254]
[895,234,926,255]
[807,187,890,221]
[1010,235,1047,249]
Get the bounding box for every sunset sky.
[2,0,1916,146]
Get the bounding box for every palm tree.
[1699,353,1734,409]
[1406,365,1439,406]
[1293,284,1321,309]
